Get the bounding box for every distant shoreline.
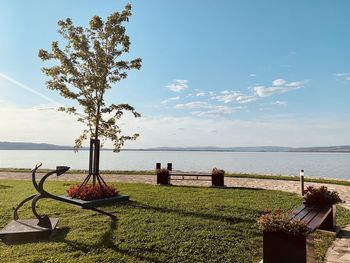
[0,148,350,153]
[0,149,349,153]
[1,141,350,153]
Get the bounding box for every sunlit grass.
[0,180,349,262]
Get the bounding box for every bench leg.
[319,205,336,232]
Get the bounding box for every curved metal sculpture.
[13,163,115,230]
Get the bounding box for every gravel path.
[1,171,350,262]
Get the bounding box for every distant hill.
[146,146,292,152]
[0,141,74,150]
[0,142,349,152]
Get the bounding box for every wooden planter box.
[157,173,170,185]
[263,231,315,263]
[211,173,224,187]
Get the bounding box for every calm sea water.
[0,150,349,179]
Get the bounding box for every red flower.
[66,184,118,201]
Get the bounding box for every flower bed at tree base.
[59,194,129,207]
[263,231,315,263]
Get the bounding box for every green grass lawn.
[0,180,349,263]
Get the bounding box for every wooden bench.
[169,172,212,181]
[290,204,335,232]
[263,204,336,263]
[156,163,225,187]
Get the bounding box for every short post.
[300,169,305,196]
[156,163,161,170]
[167,163,172,171]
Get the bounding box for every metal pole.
[300,169,305,196]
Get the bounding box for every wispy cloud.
[175,101,210,109]
[253,79,305,97]
[272,78,286,86]
[214,91,257,104]
[161,96,180,105]
[335,73,350,81]
[175,101,239,117]
[196,92,206,97]
[272,100,288,106]
[191,106,234,117]
[0,72,62,106]
[165,79,189,92]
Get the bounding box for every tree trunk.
[92,104,101,186]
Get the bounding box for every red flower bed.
[67,184,118,201]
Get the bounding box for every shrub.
[257,209,310,236]
[212,167,225,176]
[67,184,118,201]
[156,168,169,176]
[304,186,342,205]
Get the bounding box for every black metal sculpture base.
[0,163,116,244]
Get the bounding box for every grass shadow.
[0,185,13,190]
[128,200,258,225]
[59,217,165,262]
[60,217,118,253]
[164,184,265,191]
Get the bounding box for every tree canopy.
[39,4,142,151]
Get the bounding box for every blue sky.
[0,0,349,148]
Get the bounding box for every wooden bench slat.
[291,206,315,221]
[289,204,307,218]
[299,208,320,225]
[290,205,333,232]
[307,208,332,231]
[170,174,212,177]
[170,178,211,181]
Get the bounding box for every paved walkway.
[1,172,349,262]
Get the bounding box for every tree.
[39,4,141,188]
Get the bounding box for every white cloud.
[165,79,189,92]
[249,74,256,77]
[215,91,257,104]
[0,104,84,146]
[161,96,180,105]
[175,101,237,117]
[335,73,349,77]
[272,78,286,86]
[253,80,305,97]
[1,103,350,149]
[175,101,211,109]
[191,106,234,117]
[272,101,287,106]
[196,92,206,97]
[335,73,350,81]
[120,114,350,148]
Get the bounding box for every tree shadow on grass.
[166,184,265,191]
[0,185,13,190]
[59,217,165,263]
[128,200,258,225]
